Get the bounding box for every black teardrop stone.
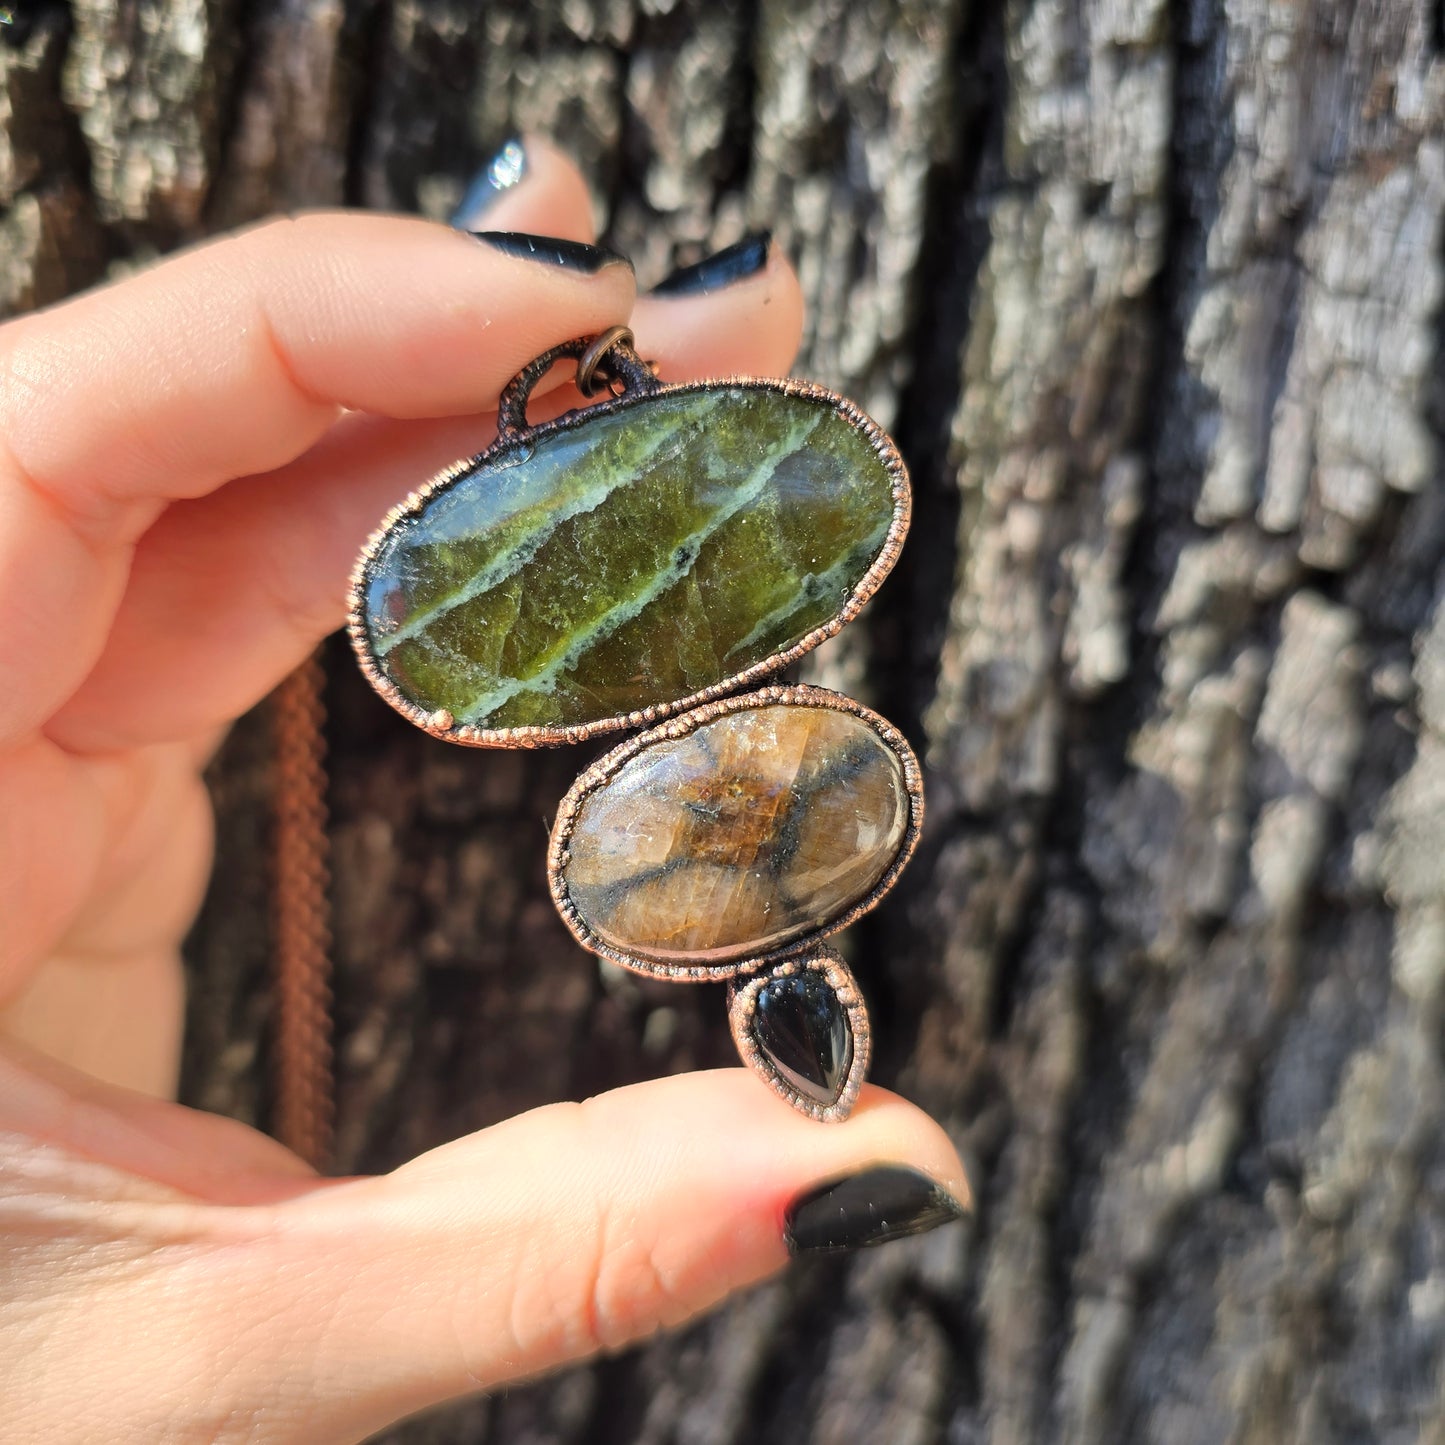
[754,972,852,1105]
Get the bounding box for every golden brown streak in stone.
[562,706,910,963]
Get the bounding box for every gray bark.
[4,0,1444,1440]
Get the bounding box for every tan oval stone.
[558,702,911,964]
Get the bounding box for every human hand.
[0,141,970,1443]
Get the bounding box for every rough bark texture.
[4,0,1444,1440]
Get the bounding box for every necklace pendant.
[348,333,920,1121]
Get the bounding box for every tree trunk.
[5,1,1444,1440]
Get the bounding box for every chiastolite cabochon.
[353,381,907,743]
[548,686,924,981]
[557,702,910,964]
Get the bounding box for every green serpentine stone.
[361,386,898,731]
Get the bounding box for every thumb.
[96,1071,969,1443]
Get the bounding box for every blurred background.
[3,1,1444,1441]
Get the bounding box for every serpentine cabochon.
[556,703,910,964]
[357,386,901,734]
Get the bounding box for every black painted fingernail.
[450,137,529,229]
[0,1,44,47]
[650,231,772,297]
[784,1166,969,1256]
[472,231,632,274]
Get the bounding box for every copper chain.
[269,649,334,1171]
[263,334,645,1170]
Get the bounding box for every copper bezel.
[346,375,911,749]
[545,684,925,982]
[727,946,872,1123]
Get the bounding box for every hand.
[0,141,970,1444]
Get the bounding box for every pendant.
[349,330,921,1120]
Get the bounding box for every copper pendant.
[349,331,921,1120]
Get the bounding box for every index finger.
[0,213,634,744]
[0,213,635,545]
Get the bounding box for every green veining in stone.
[362,386,898,731]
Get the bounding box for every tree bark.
[4,0,1444,1440]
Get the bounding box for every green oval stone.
[558,703,911,964]
[358,385,902,735]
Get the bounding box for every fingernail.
[0,1,44,47]
[450,137,529,229]
[784,1166,969,1256]
[650,231,773,297]
[472,231,632,274]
